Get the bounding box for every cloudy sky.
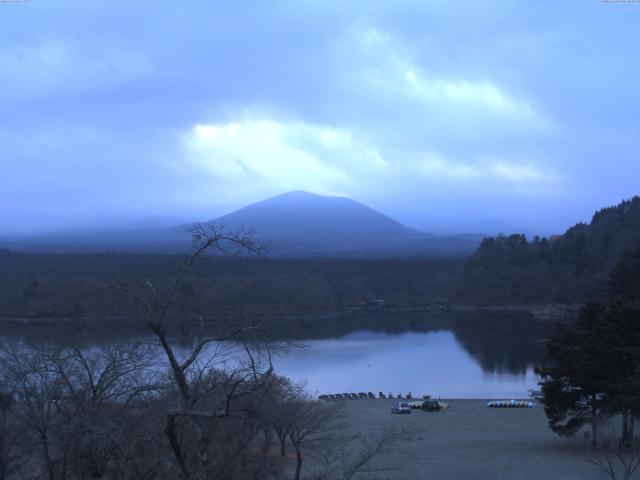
[1,0,639,235]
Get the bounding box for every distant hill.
[470,196,640,272]
[1,191,481,257]
[459,196,640,303]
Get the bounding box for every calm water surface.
[272,330,539,399]
[2,314,549,399]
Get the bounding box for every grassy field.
[340,399,605,480]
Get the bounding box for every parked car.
[391,402,411,414]
[575,393,606,410]
[421,400,442,412]
[528,389,543,401]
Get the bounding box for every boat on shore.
[487,399,537,408]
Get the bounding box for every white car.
[391,402,411,414]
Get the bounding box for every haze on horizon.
[1,1,639,237]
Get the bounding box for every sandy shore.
[340,399,603,480]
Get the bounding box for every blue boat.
[486,399,537,408]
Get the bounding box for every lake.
[272,330,540,399]
[0,312,552,399]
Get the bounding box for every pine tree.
[536,303,610,445]
[537,244,640,445]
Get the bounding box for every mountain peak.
[273,190,318,198]
[215,191,422,253]
[256,190,347,204]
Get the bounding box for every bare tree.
[264,378,303,458]
[282,388,402,480]
[308,427,404,480]
[0,341,165,480]
[586,433,640,480]
[0,222,396,480]
[49,343,161,479]
[50,343,158,411]
[111,222,278,480]
[1,346,65,480]
[0,390,20,480]
[287,396,345,480]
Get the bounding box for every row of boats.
[318,392,430,400]
[486,399,538,408]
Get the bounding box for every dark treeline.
[2,196,640,323]
[0,253,459,320]
[459,196,640,304]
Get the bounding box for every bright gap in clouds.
[179,117,559,210]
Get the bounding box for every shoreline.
[340,399,600,479]
[0,302,579,327]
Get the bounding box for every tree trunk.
[591,395,598,447]
[261,429,272,456]
[622,410,631,447]
[165,413,191,480]
[39,431,55,480]
[293,444,303,480]
[151,324,191,403]
[280,438,286,457]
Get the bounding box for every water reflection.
[0,311,555,398]
[449,312,550,375]
[273,330,541,399]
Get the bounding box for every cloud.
[415,153,557,186]
[490,162,546,182]
[345,27,550,129]
[1,1,638,234]
[0,41,151,100]
[180,118,388,204]
[176,115,560,212]
[418,155,481,180]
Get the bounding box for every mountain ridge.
[1,191,479,257]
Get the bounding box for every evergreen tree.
[537,245,640,445]
[536,303,610,445]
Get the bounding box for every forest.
[1,197,639,324]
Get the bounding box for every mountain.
[211,191,431,255]
[216,191,420,238]
[0,191,481,257]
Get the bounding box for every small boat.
[487,399,537,408]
